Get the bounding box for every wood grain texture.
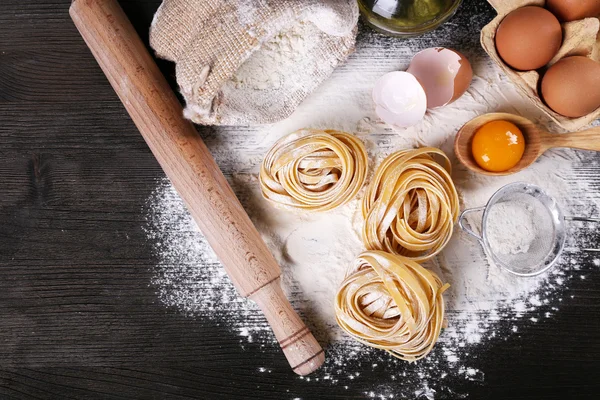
[0,0,599,399]
[543,126,600,151]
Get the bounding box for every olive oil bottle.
[358,0,462,37]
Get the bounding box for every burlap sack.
[150,0,358,126]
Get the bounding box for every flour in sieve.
[486,201,538,255]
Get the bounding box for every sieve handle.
[458,207,486,242]
[565,216,600,223]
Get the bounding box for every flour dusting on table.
[144,29,600,400]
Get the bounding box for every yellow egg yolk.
[471,121,526,172]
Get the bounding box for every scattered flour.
[144,23,600,400]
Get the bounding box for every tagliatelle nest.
[362,147,459,262]
[260,129,368,212]
[335,251,449,362]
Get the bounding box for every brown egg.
[546,0,600,22]
[541,56,600,118]
[495,6,563,71]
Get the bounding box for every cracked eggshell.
[372,71,427,128]
[407,47,473,109]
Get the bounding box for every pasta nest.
[260,129,368,212]
[335,251,449,362]
[362,147,459,262]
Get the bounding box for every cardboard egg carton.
[481,0,600,130]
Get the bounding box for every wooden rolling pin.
[69,0,324,375]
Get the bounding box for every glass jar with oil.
[358,0,462,37]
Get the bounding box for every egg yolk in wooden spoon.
[471,120,525,172]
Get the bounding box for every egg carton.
[481,0,600,130]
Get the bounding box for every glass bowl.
[358,0,463,37]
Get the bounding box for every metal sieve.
[458,182,598,277]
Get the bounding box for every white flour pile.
[231,21,311,91]
[144,32,600,399]
[487,201,538,255]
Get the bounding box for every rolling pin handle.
[250,279,325,376]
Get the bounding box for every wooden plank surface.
[1,0,599,399]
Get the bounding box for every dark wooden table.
[1,0,599,398]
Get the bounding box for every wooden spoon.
[454,112,600,176]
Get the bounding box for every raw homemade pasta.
[335,251,449,362]
[362,147,459,261]
[260,129,368,212]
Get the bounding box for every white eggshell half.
[372,71,427,128]
[407,47,467,109]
